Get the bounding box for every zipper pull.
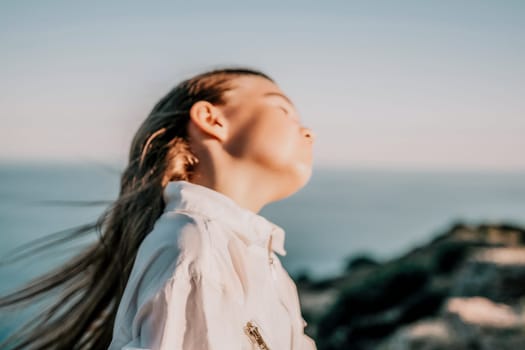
[244,320,271,350]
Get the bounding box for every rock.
[452,247,525,303]
[444,296,525,350]
[297,222,525,350]
[379,296,525,350]
[445,296,521,329]
[377,319,463,350]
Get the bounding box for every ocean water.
[0,161,524,292]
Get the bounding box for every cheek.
[241,116,302,169]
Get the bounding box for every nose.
[302,127,315,143]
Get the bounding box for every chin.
[272,161,313,200]
[299,165,313,187]
[291,162,313,191]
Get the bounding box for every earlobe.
[189,101,228,142]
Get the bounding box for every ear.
[188,100,229,142]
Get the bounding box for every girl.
[0,66,317,349]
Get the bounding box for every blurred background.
[1,1,524,349]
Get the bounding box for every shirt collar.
[162,180,287,256]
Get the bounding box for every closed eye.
[278,106,289,115]
[277,105,301,123]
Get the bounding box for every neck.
[189,157,272,214]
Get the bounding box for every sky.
[1,0,524,171]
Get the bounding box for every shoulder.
[116,211,226,323]
[133,210,221,290]
[150,211,210,250]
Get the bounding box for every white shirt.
[108,180,317,350]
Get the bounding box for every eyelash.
[279,106,289,115]
[278,106,302,124]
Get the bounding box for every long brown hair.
[0,66,274,349]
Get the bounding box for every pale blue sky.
[1,0,524,171]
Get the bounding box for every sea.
[0,161,524,288]
[0,160,524,338]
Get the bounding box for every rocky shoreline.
[296,221,525,350]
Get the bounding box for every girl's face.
[221,75,315,195]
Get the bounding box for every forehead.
[224,75,289,104]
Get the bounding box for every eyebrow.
[263,92,295,107]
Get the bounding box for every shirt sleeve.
[299,317,317,349]
[301,333,317,349]
[119,213,242,350]
[133,267,232,350]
